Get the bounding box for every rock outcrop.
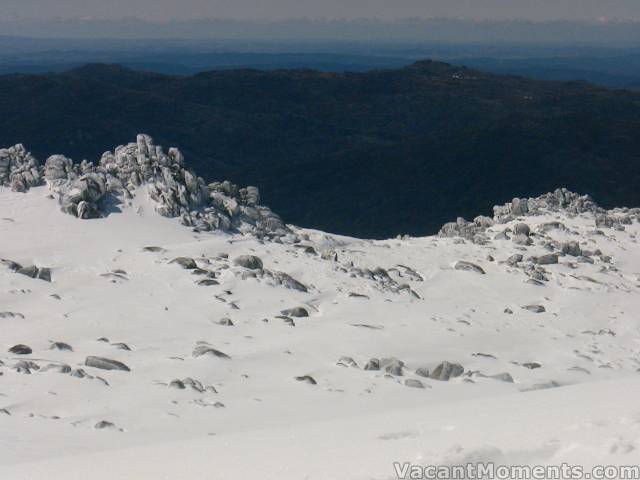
[0,144,42,192]
[493,189,600,222]
[439,188,639,243]
[4,134,289,238]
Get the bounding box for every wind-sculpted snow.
[2,134,288,238]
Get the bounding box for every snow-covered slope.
[1,138,640,479]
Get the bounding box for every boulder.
[50,342,73,352]
[8,344,32,355]
[454,261,486,274]
[595,214,615,228]
[535,254,559,265]
[170,257,198,269]
[85,356,130,372]
[522,362,542,370]
[1,259,22,271]
[233,255,264,270]
[430,361,464,381]
[513,223,531,237]
[41,363,72,374]
[561,241,582,257]
[44,155,74,181]
[489,372,514,383]
[192,345,231,359]
[169,379,186,389]
[37,268,52,282]
[0,144,42,192]
[281,307,309,318]
[271,271,308,292]
[295,375,317,385]
[364,358,380,371]
[522,305,546,313]
[513,234,533,246]
[16,265,39,278]
[94,421,116,430]
[506,254,523,266]
[380,357,404,376]
[337,356,358,368]
[404,379,426,389]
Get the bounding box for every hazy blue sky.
[1,0,640,21]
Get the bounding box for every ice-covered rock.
[0,144,42,192]
[3,134,289,238]
[44,155,74,182]
[439,188,633,241]
[493,189,599,222]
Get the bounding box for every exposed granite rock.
[494,189,599,222]
[430,361,464,381]
[454,261,486,274]
[522,305,546,313]
[192,344,231,359]
[295,375,317,385]
[561,241,582,257]
[404,379,426,389]
[380,357,404,376]
[533,254,559,266]
[513,223,531,237]
[170,257,198,270]
[281,307,309,318]
[8,344,32,355]
[439,188,619,241]
[0,144,42,192]
[233,255,264,270]
[6,134,289,238]
[85,356,131,372]
[364,358,381,371]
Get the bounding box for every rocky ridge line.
[3,138,637,241]
[1,134,288,239]
[439,188,639,243]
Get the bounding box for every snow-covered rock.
[9,134,288,238]
[439,187,639,244]
[0,144,42,192]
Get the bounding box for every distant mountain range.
[2,50,640,89]
[1,61,639,238]
[2,35,640,88]
[0,52,412,76]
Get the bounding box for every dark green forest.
[1,61,639,238]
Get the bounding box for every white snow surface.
[1,185,640,479]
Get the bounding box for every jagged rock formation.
[0,144,42,192]
[492,189,600,222]
[2,135,288,238]
[0,259,52,282]
[4,135,637,246]
[439,188,640,244]
[436,187,640,287]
